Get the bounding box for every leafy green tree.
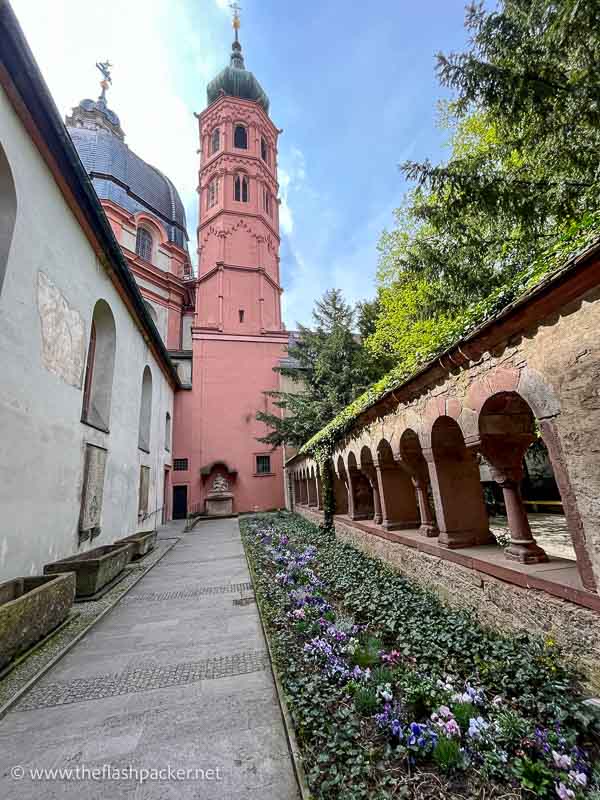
[369,0,600,361]
[257,289,385,448]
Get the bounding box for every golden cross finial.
[229,2,241,38]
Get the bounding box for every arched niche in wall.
[138,365,153,452]
[0,144,17,297]
[81,300,117,432]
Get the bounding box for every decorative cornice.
[197,94,278,137]
[198,207,280,243]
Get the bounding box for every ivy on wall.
[299,216,600,483]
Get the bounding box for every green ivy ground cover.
[241,512,600,800]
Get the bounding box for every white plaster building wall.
[0,86,174,582]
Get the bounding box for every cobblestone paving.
[0,519,300,800]
[124,582,253,603]
[490,513,575,560]
[16,651,270,710]
[0,540,177,710]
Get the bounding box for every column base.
[504,539,549,564]
[438,529,497,549]
[374,513,383,525]
[419,522,439,538]
[382,519,421,531]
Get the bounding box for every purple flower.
[552,751,572,770]
[555,783,575,800]
[568,771,587,788]
[467,716,489,740]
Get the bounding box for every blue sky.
[12,0,472,327]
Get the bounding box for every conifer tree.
[257,289,382,447]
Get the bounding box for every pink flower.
[444,719,461,738]
[438,705,452,719]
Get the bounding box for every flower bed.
[241,512,600,800]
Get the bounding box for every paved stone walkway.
[0,519,300,800]
[490,513,575,560]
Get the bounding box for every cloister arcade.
[289,363,598,597]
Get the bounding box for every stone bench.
[0,574,76,670]
[44,544,133,598]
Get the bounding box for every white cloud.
[10,0,214,268]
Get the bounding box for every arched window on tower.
[136,227,153,262]
[82,300,116,432]
[211,127,220,155]
[138,366,153,452]
[207,177,219,209]
[234,174,249,203]
[0,144,17,298]
[261,136,269,164]
[263,186,271,215]
[234,124,248,149]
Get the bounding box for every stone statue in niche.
[211,474,230,494]
[206,472,234,516]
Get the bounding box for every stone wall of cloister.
[287,244,600,690]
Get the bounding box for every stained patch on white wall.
[37,271,86,388]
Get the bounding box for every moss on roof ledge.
[300,215,600,462]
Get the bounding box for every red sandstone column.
[491,466,548,564]
[363,468,382,525]
[316,476,323,510]
[412,472,438,537]
[375,460,421,531]
[423,447,494,548]
[308,476,318,507]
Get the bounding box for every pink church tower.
[173,9,288,515]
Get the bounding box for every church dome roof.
[78,97,121,129]
[66,97,188,248]
[206,40,269,114]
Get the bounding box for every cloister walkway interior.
[0,519,300,800]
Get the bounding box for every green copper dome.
[206,40,270,115]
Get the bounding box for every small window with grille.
[261,136,269,163]
[135,227,153,262]
[255,454,271,475]
[211,127,220,154]
[173,458,188,471]
[234,124,248,149]
[207,177,219,209]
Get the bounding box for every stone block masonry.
[296,506,600,694]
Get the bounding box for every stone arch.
[138,366,153,452]
[307,464,318,507]
[397,430,437,536]
[477,391,548,564]
[374,438,421,531]
[428,416,495,548]
[0,143,17,298]
[476,389,595,589]
[81,299,116,432]
[346,451,374,521]
[333,455,349,515]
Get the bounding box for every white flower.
[377,683,393,702]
